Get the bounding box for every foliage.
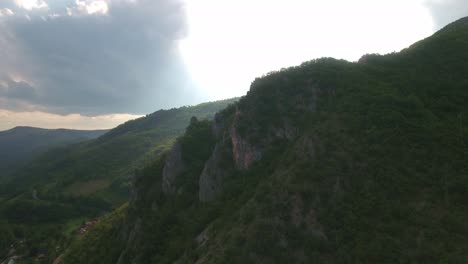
[102,17,468,263]
[62,204,128,264]
[15,17,468,264]
[0,99,236,263]
[0,127,107,180]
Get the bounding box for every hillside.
[0,98,236,263]
[62,17,468,263]
[1,99,237,202]
[0,127,108,178]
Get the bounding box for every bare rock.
[162,141,184,195]
[212,113,224,138]
[199,144,226,202]
[229,110,262,170]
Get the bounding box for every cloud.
[0,0,201,116]
[71,0,109,15]
[0,8,15,16]
[0,79,37,100]
[14,0,48,10]
[425,0,468,29]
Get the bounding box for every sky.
[0,0,467,130]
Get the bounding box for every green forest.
[59,16,468,264]
[0,99,236,263]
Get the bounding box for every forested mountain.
[1,99,237,204]
[62,17,468,264]
[0,99,236,263]
[0,127,108,178]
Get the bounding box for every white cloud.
[6,8,15,16]
[0,109,141,130]
[14,0,48,10]
[74,0,109,15]
[0,8,15,16]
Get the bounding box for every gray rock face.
[212,113,224,138]
[195,227,210,246]
[200,107,303,202]
[162,141,185,195]
[229,110,262,170]
[230,126,262,170]
[199,144,226,202]
[116,216,143,264]
[273,119,299,140]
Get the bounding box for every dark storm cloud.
[425,0,468,29]
[0,0,200,115]
[0,79,37,100]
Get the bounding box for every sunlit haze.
[0,109,142,131]
[180,0,434,100]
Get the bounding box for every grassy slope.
[63,17,468,264]
[0,98,237,263]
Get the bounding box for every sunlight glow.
[180,0,434,101]
[14,0,48,10]
[0,110,141,131]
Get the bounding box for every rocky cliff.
[62,17,468,264]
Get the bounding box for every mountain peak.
[434,16,468,35]
[446,16,468,28]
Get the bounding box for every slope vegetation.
[64,17,468,264]
[0,99,236,262]
[0,127,107,178]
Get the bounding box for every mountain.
[0,98,237,262]
[0,127,108,178]
[62,17,468,263]
[1,99,237,202]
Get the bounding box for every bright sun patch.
[14,0,48,10]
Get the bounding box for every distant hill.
[0,98,237,262]
[0,127,108,178]
[60,17,468,264]
[1,99,237,203]
[2,99,237,204]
